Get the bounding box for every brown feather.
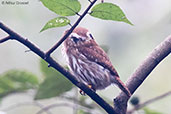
[77,40,119,77]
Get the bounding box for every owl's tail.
[111,76,131,97]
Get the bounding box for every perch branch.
[113,35,171,114]
[45,0,97,57]
[128,90,171,113]
[0,22,116,114]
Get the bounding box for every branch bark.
[113,35,171,114]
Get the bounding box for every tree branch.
[0,22,117,114]
[0,36,13,43]
[113,35,171,114]
[128,90,171,113]
[45,0,97,58]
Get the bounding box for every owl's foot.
[79,90,86,96]
[79,85,93,96]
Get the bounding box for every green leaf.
[34,75,73,100]
[143,107,162,114]
[40,59,59,77]
[4,70,39,86]
[90,3,133,25]
[35,59,73,100]
[40,0,81,16]
[40,17,70,32]
[0,70,39,98]
[78,110,90,114]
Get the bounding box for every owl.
[62,27,131,97]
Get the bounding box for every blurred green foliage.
[77,110,90,114]
[143,107,162,114]
[0,70,39,98]
[0,0,169,113]
[34,59,73,100]
[0,59,73,100]
[0,62,165,113]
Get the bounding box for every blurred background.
[0,0,171,114]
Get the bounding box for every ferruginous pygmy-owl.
[62,27,131,97]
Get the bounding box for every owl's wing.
[78,42,119,77]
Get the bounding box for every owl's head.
[64,27,95,48]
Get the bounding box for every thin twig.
[0,22,116,114]
[114,35,171,114]
[68,23,72,27]
[128,90,171,114]
[75,12,81,17]
[0,36,12,43]
[88,0,92,3]
[25,50,31,52]
[36,102,102,114]
[45,0,97,58]
[2,101,52,114]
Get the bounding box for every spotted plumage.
[62,27,131,97]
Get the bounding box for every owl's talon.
[79,84,93,96]
[63,27,130,97]
[88,85,92,89]
[79,90,86,96]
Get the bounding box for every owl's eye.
[71,36,79,43]
[70,33,81,43]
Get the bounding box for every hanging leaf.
[90,3,133,25]
[40,59,59,77]
[0,70,39,98]
[40,17,70,32]
[4,70,39,86]
[34,59,73,100]
[40,0,81,16]
[34,75,73,100]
